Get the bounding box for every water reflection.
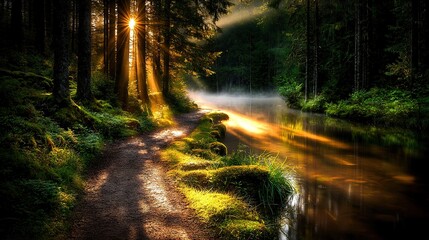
[189,91,429,240]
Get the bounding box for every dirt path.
[69,110,215,240]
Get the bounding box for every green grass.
[161,112,294,239]
[0,53,156,239]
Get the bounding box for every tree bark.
[71,0,78,54]
[34,0,45,54]
[354,0,361,91]
[45,0,53,50]
[137,0,150,104]
[162,0,171,96]
[53,0,71,106]
[116,0,130,109]
[108,0,116,79]
[11,0,23,49]
[411,0,419,82]
[103,0,108,75]
[77,0,92,101]
[305,0,311,102]
[313,0,319,97]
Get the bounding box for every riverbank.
[161,111,294,239]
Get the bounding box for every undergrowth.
[161,112,294,239]
[0,52,155,239]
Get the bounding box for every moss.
[161,111,294,239]
[209,142,228,156]
[191,148,217,159]
[211,165,268,199]
[182,188,260,223]
[180,170,211,187]
[210,130,222,140]
[206,111,230,123]
[220,219,271,240]
[212,123,227,139]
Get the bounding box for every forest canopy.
[200,0,429,129]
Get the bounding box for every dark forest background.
[200,0,429,129]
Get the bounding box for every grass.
[0,52,157,239]
[161,112,294,239]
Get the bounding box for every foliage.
[0,52,155,239]
[200,0,429,129]
[326,88,419,127]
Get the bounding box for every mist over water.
[189,90,429,240]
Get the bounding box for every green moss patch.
[161,111,294,239]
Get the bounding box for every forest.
[1,0,429,239]
[0,0,234,238]
[201,0,429,129]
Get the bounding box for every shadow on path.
[69,110,214,240]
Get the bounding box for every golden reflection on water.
[190,91,426,239]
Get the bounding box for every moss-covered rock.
[209,142,228,156]
[191,148,217,159]
[211,165,269,201]
[210,130,221,140]
[180,170,211,188]
[220,219,271,240]
[207,111,229,123]
[212,123,226,139]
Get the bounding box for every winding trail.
[70,110,215,240]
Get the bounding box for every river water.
[189,91,429,240]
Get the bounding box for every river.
[189,91,429,240]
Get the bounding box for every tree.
[411,0,419,84]
[137,0,149,104]
[354,0,370,91]
[108,0,116,79]
[33,0,45,54]
[53,0,71,106]
[11,0,23,49]
[77,0,93,101]
[103,0,109,75]
[162,0,172,96]
[305,0,310,102]
[313,0,319,97]
[115,0,130,109]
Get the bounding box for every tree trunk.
[53,0,71,106]
[108,0,116,79]
[354,0,361,91]
[116,0,130,109]
[411,0,419,82]
[71,0,78,54]
[421,0,429,73]
[34,0,45,54]
[45,0,53,51]
[313,0,319,97]
[361,0,369,89]
[103,0,108,75]
[162,0,171,96]
[11,0,23,49]
[77,0,92,101]
[305,0,311,102]
[137,0,150,104]
[150,0,162,85]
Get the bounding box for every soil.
[69,110,216,240]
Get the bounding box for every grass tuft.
[161,111,294,239]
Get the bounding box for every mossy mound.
[206,111,230,123]
[161,111,294,239]
[209,142,228,156]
